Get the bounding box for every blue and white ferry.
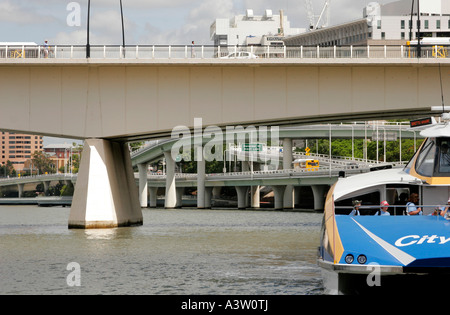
[318,117,450,294]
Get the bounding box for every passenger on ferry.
[374,200,390,216]
[406,193,422,215]
[432,198,450,218]
[349,200,361,216]
[443,199,450,219]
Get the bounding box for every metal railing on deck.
[1,44,449,60]
[336,204,450,217]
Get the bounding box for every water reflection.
[84,228,118,240]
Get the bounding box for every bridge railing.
[1,44,449,60]
[146,162,399,180]
[0,173,76,183]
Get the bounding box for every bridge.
[130,122,420,211]
[0,44,446,228]
[0,123,420,213]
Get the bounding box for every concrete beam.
[0,62,446,141]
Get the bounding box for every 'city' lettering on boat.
[395,235,450,247]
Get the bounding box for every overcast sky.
[1,0,396,46]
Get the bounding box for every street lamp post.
[120,0,126,58]
[409,0,421,58]
[417,0,421,58]
[86,0,91,58]
[87,0,125,58]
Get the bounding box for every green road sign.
[242,143,263,152]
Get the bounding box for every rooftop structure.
[210,9,305,47]
[284,0,450,47]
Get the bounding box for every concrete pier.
[68,139,143,229]
[138,163,149,208]
[164,151,177,209]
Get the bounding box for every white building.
[284,0,450,47]
[210,9,305,47]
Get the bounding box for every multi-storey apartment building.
[1,132,43,173]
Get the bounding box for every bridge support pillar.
[212,186,222,199]
[236,186,249,209]
[68,139,143,229]
[138,163,148,208]
[149,187,158,208]
[272,185,286,210]
[283,138,294,209]
[43,181,50,196]
[17,183,24,198]
[251,185,260,209]
[312,185,328,211]
[176,187,184,208]
[164,151,177,209]
[197,152,205,209]
[294,187,301,208]
[205,187,213,209]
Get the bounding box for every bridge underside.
[0,60,447,141]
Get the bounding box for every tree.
[297,138,423,163]
[31,151,54,174]
[129,141,145,152]
[0,160,15,177]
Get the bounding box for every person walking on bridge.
[43,40,49,58]
[191,41,196,58]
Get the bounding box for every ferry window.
[335,191,380,215]
[437,138,450,174]
[415,138,436,177]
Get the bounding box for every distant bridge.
[0,122,422,212]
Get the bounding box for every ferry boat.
[318,116,450,294]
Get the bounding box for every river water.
[0,205,324,295]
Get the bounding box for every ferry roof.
[333,168,417,201]
[420,123,450,138]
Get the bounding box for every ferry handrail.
[335,204,449,209]
[335,204,450,216]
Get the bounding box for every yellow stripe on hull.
[324,183,345,264]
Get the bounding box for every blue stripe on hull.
[334,216,450,267]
